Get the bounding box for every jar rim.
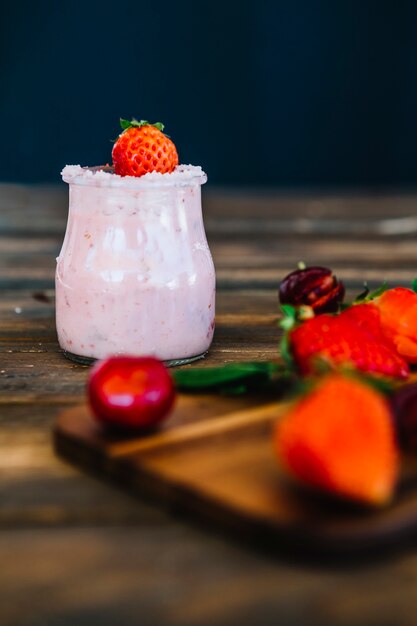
[61,164,207,189]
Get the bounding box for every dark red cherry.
[279,266,345,314]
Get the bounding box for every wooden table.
[3,184,417,626]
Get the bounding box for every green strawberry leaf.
[367,281,389,299]
[119,118,165,132]
[353,281,388,303]
[120,118,132,130]
[412,278,417,294]
[354,282,370,302]
[279,332,295,370]
[279,304,297,331]
[360,376,395,396]
[339,368,396,396]
[278,305,298,370]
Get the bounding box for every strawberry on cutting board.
[274,373,399,506]
[112,118,179,177]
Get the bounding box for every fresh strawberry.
[340,302,385,339]
[112,118,179,177]
[288,310,409,379]
[274,373,399,505]
[373,287,417,363]
[340,301,406,354]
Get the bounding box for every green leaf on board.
[412,277,417,294]
[172,361,290,394]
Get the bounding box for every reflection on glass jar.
[56,165,215,366]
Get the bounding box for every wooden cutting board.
[54,392,417,558]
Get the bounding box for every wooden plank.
[3,234,417,262]
[1,262,416,293]
[5,525,417,626]
[2,222,417,291]
[204,189,417,220]
[3,183,417,238]
[0,402,169,529]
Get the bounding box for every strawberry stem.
[119,118,165,132]
[279,304,298,330]
[278,305,298,370]
[353,281,388,303]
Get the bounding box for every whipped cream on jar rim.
[61,164,208,188]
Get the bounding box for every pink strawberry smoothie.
[56,165,215,364]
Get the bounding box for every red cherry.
[88,356,176,430]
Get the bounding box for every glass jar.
[56,165,215,366]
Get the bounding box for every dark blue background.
[1,1,416,185]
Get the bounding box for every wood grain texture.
[4,183,417,624]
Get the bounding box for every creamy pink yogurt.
[56,165,215,363]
